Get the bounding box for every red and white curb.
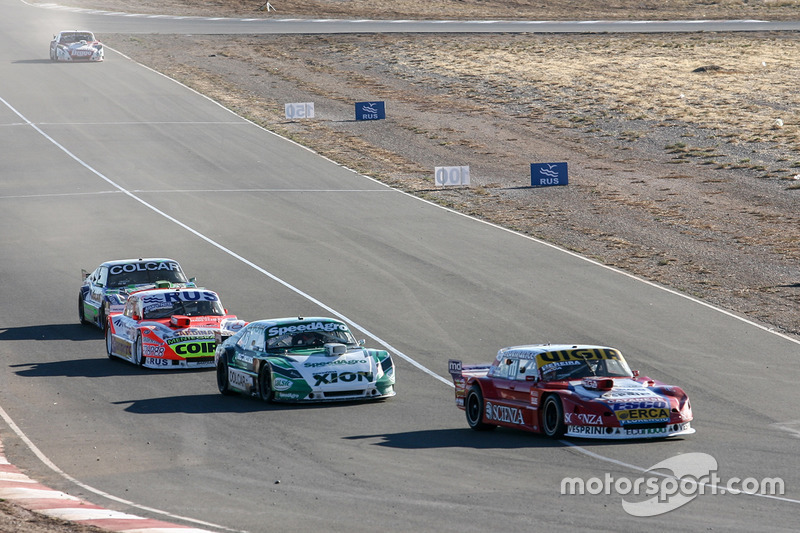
[0,441,215,533]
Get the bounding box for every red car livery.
[449,344,694,440]
[50,30,104,62]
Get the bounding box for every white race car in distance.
[50,30,104,62]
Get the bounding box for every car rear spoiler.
[448,359,492,379]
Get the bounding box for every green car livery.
[215,317,395,402]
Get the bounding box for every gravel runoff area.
[7,1,800,531]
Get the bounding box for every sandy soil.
[7,1,800,531]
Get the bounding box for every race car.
[449,344,694,440]
[49,30,104,62]
[215,317,396,402]
[105,287,246,369]
[79,258,196,329]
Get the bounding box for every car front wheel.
[258,366,274,402]
[217,360,234,395]
[78,295,88,325]
[466,385,496,431]
[132,334,144,367]
[542,395,566,437]
[105,327,114,359]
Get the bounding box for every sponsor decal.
[109,261,180,275]
[235,353,254,365]
[569,425,609,436]
[312,371,373,386]
[615,408,670,424]
[228,368,251,390]
[146,357,171,367]
[276,392,301,400]
[565,412,604,425]
[304,359,366,368]
[142,345,165,357]
[608,399,669,411]
[174,341,216,356]
[602,389,660,399]
[484,402,524,425]
[448,359,462,375]
[530,390,539,406]
[624,426,669,436]
[273,378,294,391]
[537,348,621,365]
[268,321,348,337]
[166,332,214,345]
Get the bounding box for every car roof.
[248,317,346,327]
[99,258,181,267]
[498,344,619,358]
[130,287,216,298]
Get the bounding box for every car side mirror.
[132,314,141,320]
[632,370,640,377]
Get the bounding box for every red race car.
[449,344,694,439]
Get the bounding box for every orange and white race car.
[105,288,246,369]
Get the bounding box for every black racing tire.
[217,359,234,395]
[258,365,274,403]
[49,47,55,61]
[542,395,566,438]
[78,295,89,325]
[105,326,115,359]
[132,333,144,367]
[465,385,496,431]
[97,302,108,330]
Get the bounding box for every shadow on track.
[0,323,100,342]
[111,393,364,414]
[345,428,690,449]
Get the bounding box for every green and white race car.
[215,317,396,403]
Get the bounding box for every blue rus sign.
[531,162,568,187]
[355,101,386,121]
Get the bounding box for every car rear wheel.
[542,395,566,437]
[258,366,274,402]
[466,385,496,431]
[217,359,234,395]
[132,334,144,367]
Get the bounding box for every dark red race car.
[449,344,694,439]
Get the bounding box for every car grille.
[187,356,215,364]
[323,390,367,398]
[622,422,666,430]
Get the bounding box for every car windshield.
[142,299,224,320]
[266,327,358,351]
[107,263,189,288]
[540,358,633,381]
[62,33,94,43]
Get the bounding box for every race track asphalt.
[1,1,799,531]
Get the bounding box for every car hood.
[569,378,670,404]
[288,348,380,388]
[143,316,245,339]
